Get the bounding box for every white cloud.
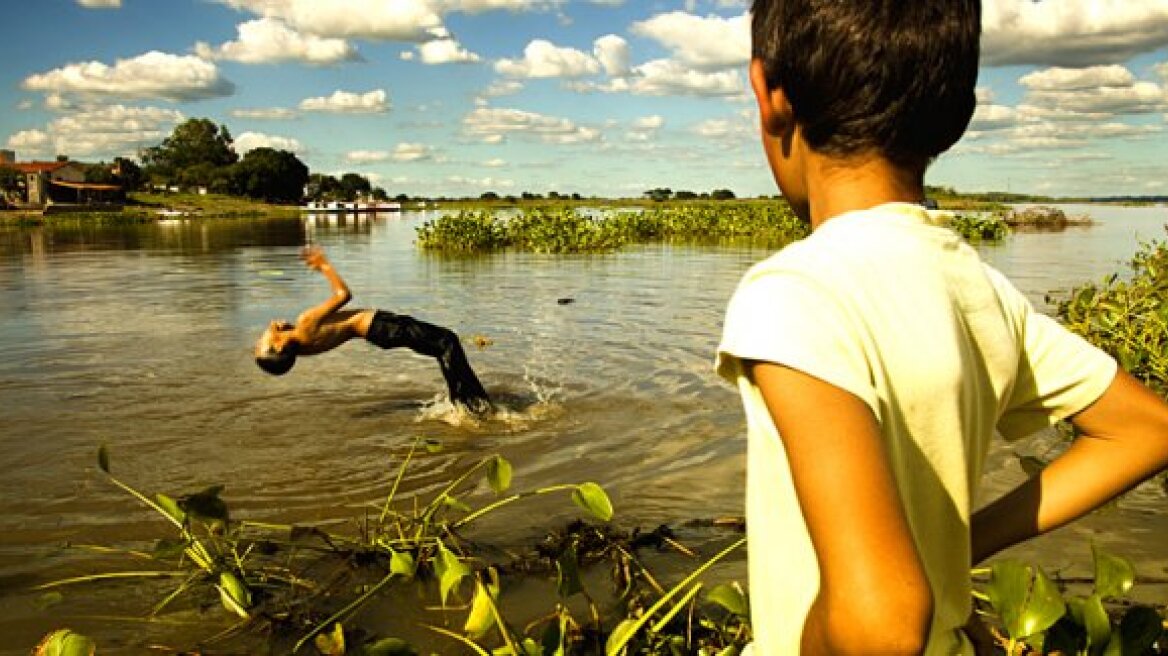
[983,0,1168,67]
[6,129,51,151]
[415,38,481,64]
[234,131,303,153]
[969,104,1020,131]
[483,157,506,167]
[481,80,524,98]
[628,59,744,97]
[630,11,750,68]
[443,0,559,13]
[194,18,360,65]
[299,89,390,113]
[230,107,298,120]
[593,34,630,76]
[392,142,434,161]
[1019,65,1135,91]
[463,107,600,144]
[633,115,665,130]
[495,40,600,78]
[446,175,515,189]
[215,0,442,41]
[77,0,120,7]
[693,116,752,141]
[346,150,390,163]
[22,51,234,102]
[7,105,184,159]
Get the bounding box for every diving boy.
[716,1,1168,653]
[255,247,492,415]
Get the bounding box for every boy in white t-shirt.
[716,1,1168,653]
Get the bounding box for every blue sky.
[2,0,1167,198]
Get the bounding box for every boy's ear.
[749,58,793,138]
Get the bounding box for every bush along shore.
[35,439,1167,655]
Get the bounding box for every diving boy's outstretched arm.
[296,246,352,333]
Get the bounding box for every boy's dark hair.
[255,342,299,376]
[751,0,980,169]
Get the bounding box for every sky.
[2,0,1167,198]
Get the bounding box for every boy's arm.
[295,247,352,332]
[750,361,935,656]
[972,370,1168,563]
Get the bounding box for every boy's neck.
[804,150,926,231]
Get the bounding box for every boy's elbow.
[810,585,934,655]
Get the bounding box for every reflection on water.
[0,204,1165,650]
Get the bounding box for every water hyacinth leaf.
[97,445,110,474]
[435,541,470,606]
[363,637,417,656]
[1068,594,1111,652]
[1092,544,1135,599]
[985,560,1066,639]
[464,576,499,639]
[423,439,443,454]
[716,647,741,656]
[442,494,472,513]
[218,571,251,618]
[605,618,639,656]
[155,493,186,525]
[555,543,583,598]
[572,482,614,522]
[1116,606,1162,654]
[487,455,513,495]
[389,548,417,579]
[541,612,568,656]
[314,622,345,656]
[707,582,749,617]
[180,485,229,523]
[33,629,96,656]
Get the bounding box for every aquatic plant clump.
[1055,229,1168,399]
[948,213,1009,242]
[415,202,809,253]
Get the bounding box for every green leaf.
[389,548,417,579]
[571,482,614,522]
[1115,606,1163,655]
[487,456,513,495]
[152,537,187,560]
[97,445,110,474]
[985,559,1066,640]
[155,493,186,525]
[442,494,473,513]
[33,629,96,656]
[541,612,567,656]
[423,438,444,454]
[314,622,345,656]
[707,582,749,617]
[715,647,741,656]
[605,619,639,656]
[434,541,470,606]
[1092,544,1136,599]
[464,573,500,639]
[1068,594,1111,653]
[555,543,583,598]
[180,485,229,523]
[217,571,252,618]
[363,637,418,656]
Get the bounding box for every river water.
[0,203,1164,652]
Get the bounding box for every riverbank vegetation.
[37,440,1167,654]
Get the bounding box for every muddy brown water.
[0,204,1164,653]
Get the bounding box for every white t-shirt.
[716,202,1116,655]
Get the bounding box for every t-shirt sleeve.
[995,273,1117,440]
[715,268,879,417]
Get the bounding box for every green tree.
[0,166,22,204]
[339,172,372,201]
[141,118,238,181]
[83,162,116,184]
[113,157,143,191]
[711,188,736,200]
[232,148,308,203]
[481,191,500,201]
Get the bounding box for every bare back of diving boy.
[717,0,1168,654]
[255,247,492,415]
